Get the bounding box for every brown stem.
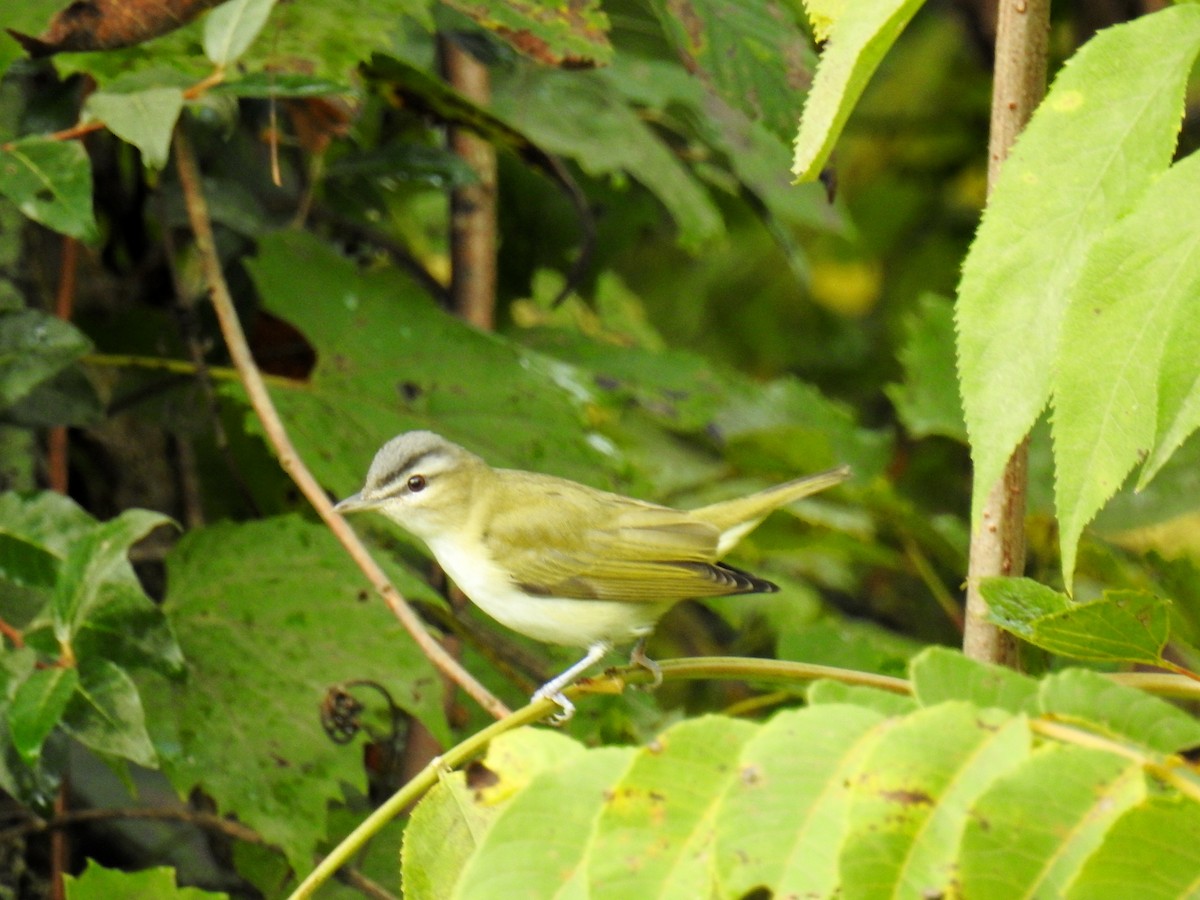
[47,236,79,496]
[171,127,510,720]
[963,0,1050,665]
[439,34,497,331]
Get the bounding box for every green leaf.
[66,860,229,899]
[960,745,1144,899]
[981,578,1170,666]
[587,715,757,897]
[243,230,617,494]
[716,704,884,898]
[441,0,611,67]
[777,617,919,678]
[0,0,67,75]
[806,679,917,716]
[792,0,926,180]
[838,703,1031,898]
[7,666,78,765]
[84,87,185,169]
[0,531,58,593]
[1053,151,1200,585]
[61,658,156,768]
[0,138,98,240]
[150,515,450,870]
[451,747,635,898]
[0,493,183,676]
[1068,796,1200,900]
[909,646,1038,713]
[713,377,891,479]
[491,68,722,250]
[405,728,590,899]
[803,0,846,42]
[884,293,965,441]
[647,0,814,142]
[52,508,173,643]
[957,5,1200,525]
[0,309,92,409]
[1039,668,1200,755]
[202,0,278,66]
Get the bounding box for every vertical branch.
[48,233,79,900]
[171,128,510,721]
[439,35,497,330]
[962,0,1050,665]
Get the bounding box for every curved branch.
[171,127,510,721]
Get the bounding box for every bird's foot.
[629,637,662,691]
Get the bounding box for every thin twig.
[0,805,263,846]
[171,127,510,721]
[962,0,1050,666]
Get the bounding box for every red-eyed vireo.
[335,431,849,721]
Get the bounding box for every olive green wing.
[485,481,775,602]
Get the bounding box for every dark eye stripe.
[375,449,439,494]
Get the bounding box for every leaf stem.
[171,127,511,722]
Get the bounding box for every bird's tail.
[692,465,851,554]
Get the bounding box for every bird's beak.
[334,492,369,514]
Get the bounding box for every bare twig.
[962,0,1050,666]
[171,127,510,720]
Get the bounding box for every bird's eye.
[407,475,427,493]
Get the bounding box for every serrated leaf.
[909,646,1038,713]
[803,0,846,42]
[1067,796,1200,900]
[957,6,1200,525]
[1039,668,1200,755]
[0,309,92,409]
[981,578,1169,666]
[243,231,617,494]
[0,138,97,240]
[404,777,493,900]
[442,0,611,67]
[52,508,173,642]
[7,666,78,765]
[451,747,635,898]
[792,0,926,180]
[65,860,229,899]
[960,745,1144,899]
[404,729,590,899]
[61,658,156,767]
[1053,152,1200,586]
[84,87,184,169]
[884,293,965,441]
[838,703,1031,898]
[716,704,884,898]
[587,715,756,898]
[149,515,450,870]
[202,0,278,66]
[647,0,814,142]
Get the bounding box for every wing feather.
[483,473,775,603]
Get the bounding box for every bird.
[335,431,849,721]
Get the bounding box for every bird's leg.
[531,641,611,724]
[629,636,662,690]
